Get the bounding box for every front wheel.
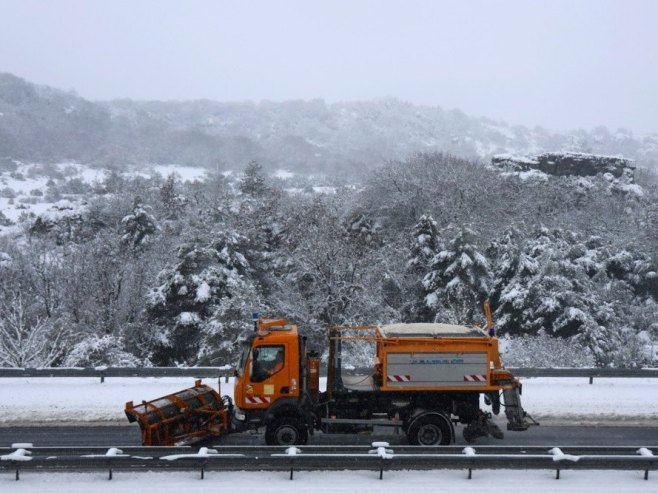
[265,417,309,446]
[407,414,452,446]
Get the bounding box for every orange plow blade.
[125,380,230,446]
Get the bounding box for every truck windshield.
[251,345,284,382]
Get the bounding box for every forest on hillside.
[2,72,658,175]
[0,153,656,369]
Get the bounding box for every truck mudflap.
[502,382,539,431]
[125,380,231,446]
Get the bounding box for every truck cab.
[233,319,313,444]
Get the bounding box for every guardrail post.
[370,442,392,479]
[101,371,105,384]
[15,465,20,481]
[589,376,593,384]
[638,447,653,479]
[463,446,476,479]
[108,467,112,480]
[285,447,300,479]
[556,468,560,480]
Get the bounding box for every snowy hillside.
[0,161,208,236]
[2,73,658,173]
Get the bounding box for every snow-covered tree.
[401,214,442,322]
[500,333,594,368]
[119,197,158,250]
[159,173,188,220]
[423,226,492,325]
[493,227,598,337]
[408,214,441,274]
[63,334,141,367]
[146,230,259,365]
[489,226,655,366]
[239,161,268,197]
[265,195,387,349]
[344,211,382,248]
[0,291,70,368]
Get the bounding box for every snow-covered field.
[1,376,657,426]
[0,162,209,236]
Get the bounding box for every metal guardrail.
[1,444,656,481]
[0,367,229,383]
[512,367,658,384]
[0,366,656,383]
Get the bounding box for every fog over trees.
[0,74,656,369]
[2,73,658,175]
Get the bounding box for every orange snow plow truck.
[126,311,536,446]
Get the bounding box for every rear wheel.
[265,417,308,446]
[407,414,452,446]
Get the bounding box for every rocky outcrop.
[492,152,635,179]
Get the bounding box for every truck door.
[243,344,289,408]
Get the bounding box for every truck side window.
[237,343,251,377]
[251,345,285,382]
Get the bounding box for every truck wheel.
[407,415,451,446]
[265,417,308,446]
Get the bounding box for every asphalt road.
[1,425,657,448]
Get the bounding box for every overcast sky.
[1,0,657,134]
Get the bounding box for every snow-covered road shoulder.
[0,376,656,426]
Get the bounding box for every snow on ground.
[1,376,656,490]
[273,169,295,179]
[0,161,210,237]
[0,162,90,232]
[147,165,208,182]
[2,469,656,493]
[0,376,656,426]
[312,186,337,194]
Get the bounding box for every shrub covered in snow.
[500,333,594,368]
[63,334,141,367]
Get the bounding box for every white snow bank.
[0,377,658,425]
[0,376,657,426]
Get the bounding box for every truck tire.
[265,417,309,446]
[407,414,452,446]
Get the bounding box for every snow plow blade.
[125,380,230,446]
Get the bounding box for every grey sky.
[1,0,657,134]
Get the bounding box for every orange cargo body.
[376,323,511,393]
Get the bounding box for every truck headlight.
[234,409,246,421]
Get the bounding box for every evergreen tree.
[119,197,158,250]
[408,214,441,274]
[423,226,492,324]
[404,214,441,322]
[494,227,594,337]
[239,161,268,197]
[146,230,258,365]
[159,173,188,220]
